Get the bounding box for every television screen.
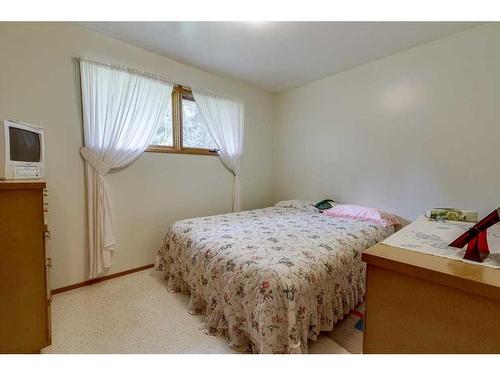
[9,127,41,162]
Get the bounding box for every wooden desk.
[362,243,500,353]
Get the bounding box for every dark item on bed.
[449,208,500,262]
[315,199,335,211]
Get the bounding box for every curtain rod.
[73,56,244,104]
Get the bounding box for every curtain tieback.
[80,147,111,176]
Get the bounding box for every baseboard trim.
[51,264,155,295]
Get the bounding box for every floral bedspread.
[155,200,394,353]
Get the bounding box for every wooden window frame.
[146,85,218,156]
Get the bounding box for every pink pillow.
[323,204,399,228]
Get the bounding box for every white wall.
[275,23,500,222]
[0,22,276,289]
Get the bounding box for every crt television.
[0,120,44,180]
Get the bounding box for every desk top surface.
[0,180,46,190]
[363,243,500,302]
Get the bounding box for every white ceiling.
[81,22,481,93]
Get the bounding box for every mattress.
[155,200,394,353]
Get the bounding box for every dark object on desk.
[449,208,500,263]
[315,199,335,211]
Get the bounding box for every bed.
[155,200,395,353]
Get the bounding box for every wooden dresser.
[362,243,500,353]
[0,181,51,353]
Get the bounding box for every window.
[147,85,218,155]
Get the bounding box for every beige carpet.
[42,270,357,354]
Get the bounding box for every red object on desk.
[449,208,500,263]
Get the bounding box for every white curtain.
[192,90,244,211]
[79,59,173,278]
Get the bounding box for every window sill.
[146,146,219,156]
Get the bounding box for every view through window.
[148,86,217,155]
